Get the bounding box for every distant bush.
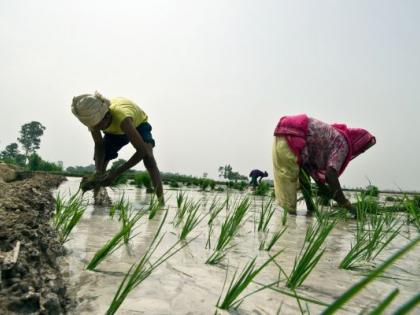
[28,153,63,172]
[199,179,215,191]
[385,195,396,202]
[227,180,247,191]
[169,181,180,188]
[362,185,380,197]
[134,172,153,192]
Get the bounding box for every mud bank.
[0,164,69,314]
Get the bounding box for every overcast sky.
[0,0,419,190]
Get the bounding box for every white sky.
[0,0,419,190]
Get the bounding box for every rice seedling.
[179,200,205,240]
[206,196,251,265]
[339,206,402,269]
[174,198,201,226]
[87,222,138,270]
[259,226,288,251]
[118,199,144,244]
[176,190,186,209]
[109,194,127,219]
[53,192,87,244]
[366,288,399,315]
[106,210,192,315]
[286,216,336,289]
[216,250,282,310]
[281,207,288,225]
[404,196,420,231]
[321,236,419,315]
[208,196,227,226]
[148,194,162,219]
[391,292,420,314]
[258,197,275,233]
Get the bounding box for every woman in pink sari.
[272,114,376,217]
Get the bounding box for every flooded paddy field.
[57,177,420,315]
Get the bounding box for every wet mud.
[0,164,70,314]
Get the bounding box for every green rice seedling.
[260,226,288,251]
[87,222,139,270]
[339,208,402,269]
[176,190,186,209]
[119,203,144,244]
[404,197,420,231]
[208,197,227,226]
[174,198,201,226]
[216,251,283,310]
[258,198,275,233]
[366,288,399,315]
[53,192,87,244]
[109,196,124,219]
[391,292,420,314]
[281,208,288,225]
[286,217,336,289]
[179,200,205,240]
[106,210,192,315]
[321,236,420,315]
[148,195,162,219]
[206,196,251,264]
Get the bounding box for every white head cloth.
[71,92,110,128]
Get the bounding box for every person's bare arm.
[325,167,352,210]
[90,129,106,174]
[105,118,163,200]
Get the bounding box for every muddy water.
[57,178,420,315]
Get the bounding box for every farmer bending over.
[272,114,375,216]
[249,169,268,188]
[71,92,164,203]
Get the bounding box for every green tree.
[1,143,19,160]
[18,121,46,160]
[0,142,26,166]
[218,164,247,182]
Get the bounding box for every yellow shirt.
[104,97,148,134]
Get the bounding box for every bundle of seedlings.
[106,210,192,315]
[339,205,402,270]
[286,212,336,289]
[206,196,251,265]
[322,236,419,315]
[53,192,87,243]
[109,194,127,219]
[216,251,283,311]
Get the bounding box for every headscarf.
[331,124,376,176]
[71,91,110,128]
